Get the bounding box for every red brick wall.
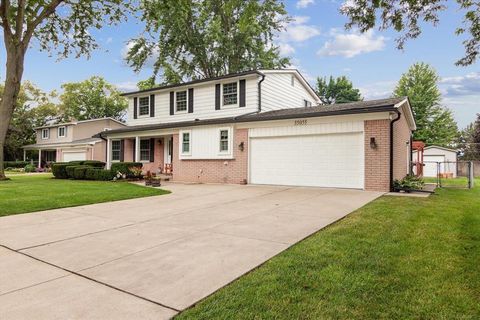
[364,119,391,192]
[393,113,411,180]
[142,138,164,173]
[172,128,248,184]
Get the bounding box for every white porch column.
[23,149,26,162]
[135,136,140,162]
[106,138,111,169]
[38,149,41,168]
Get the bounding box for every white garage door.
[63,151,87,162]
[250,132,364,189]
[423,155,445,177]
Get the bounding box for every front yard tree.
[316,76,362,104]
[127,0,290,84]
[459,115,480,160]
[59,76,128,122]
[341,0,480,66]
[394,63,459,146]
[0,0,131,180]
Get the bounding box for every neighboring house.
[413,145,458,178]
[23,118,126,167]
[100,69,416,192]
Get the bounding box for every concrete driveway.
[0,183,382,319]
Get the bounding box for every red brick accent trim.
[364,120,390,191]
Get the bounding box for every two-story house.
[100,69,416,192]
[23,118,126,167]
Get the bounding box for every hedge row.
[52,161,107,180]
[5,161,30,168]
[51,161,138,181]
[111,162,143,177]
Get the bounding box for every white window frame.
[41,128,50,140]
[222,81,239,108]
[58,126,66,138]
[138,96,150,117]
[139,138,151,162]
[175,90,188,114]
[180,130,192,156]
[111,140,121,162]
[218,127,232,154]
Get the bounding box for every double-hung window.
[223,82,237,106]
[176,91,187,112]
[58,126,66,138]
[140,139,150,162]
[182,132,190,154]
[111,140,121,161]
[41,128,49,139]
[138,96,150,116]
[219,129,229,152]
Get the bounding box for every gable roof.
[100,97,410,136]
[35,117,126,130]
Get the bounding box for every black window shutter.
[149,138,155,162]
[188,88,194,113]
[215,84,221,110]
[150,94,155,117]
[132,139,136,162]
[133,97,138,119]
[170,91,174,115]
[239,79,246,107]
[120,139,125,162]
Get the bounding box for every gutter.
[390,109,401,191]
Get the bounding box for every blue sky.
[1,0,479,128]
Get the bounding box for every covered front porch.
[21,147,58,168]
[106,134,174,175]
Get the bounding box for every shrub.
[5,161,29,168]
[73,166,91,180]
[65,165,81,178]
[83,160,106,168]
[24,164,36,172]
[85,168,114,181]
[393,175,425,192]
[52,163,69,179]
[111,162,143,177]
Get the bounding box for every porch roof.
[23,138,101,150]
[98,97,407,137]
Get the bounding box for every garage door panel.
[250,133,364,189]
[63,152,87,162]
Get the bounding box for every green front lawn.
[177,179,480,319]
[0,174,169,217]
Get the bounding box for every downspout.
[98,132,108,163]
[390,109,401,191]
[409,134,413,175]
[233,72,265,120]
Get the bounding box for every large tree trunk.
[0,44,25,180]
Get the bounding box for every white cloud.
[317,30,386,58]
[115,81,138,92]
[358,80,396,100]
[121,41,159,69]
[278,42,295,55]
[278,16,320,43]
[440,72,480,97]
[296,0,314,9]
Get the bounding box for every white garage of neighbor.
[414,145,458,177]
[62,150,87,162]
[249,121,365,189]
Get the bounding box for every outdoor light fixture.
[370,137,377,149]
[238,142,245,151]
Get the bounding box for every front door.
[164,136,173,164]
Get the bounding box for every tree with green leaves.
[341,0,479,66]
[137,78,157,91]
[0,0,131,179]
[127,0,290,84]
[59,76,128,122]
[393,63,458,146]
[1,82,59,161]
[315,76,362,104]
[459,115,480,160]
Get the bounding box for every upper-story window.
[138,97,150,116]
[223,82,237,106]
[41,128,50,140]
[58,126,66,138]
[176,91,187,112]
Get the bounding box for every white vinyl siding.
[127,76,258,126]
[261,72,317,111]
[179,126,233,159]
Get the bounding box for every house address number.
[294,119,307,126]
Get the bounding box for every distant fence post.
[468,161,475,189]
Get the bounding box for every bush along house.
[99,69,416,192]
[23,118,126,168]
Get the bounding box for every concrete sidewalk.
[0,183,382,319]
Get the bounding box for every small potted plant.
[145,171,152,186]
[128,166,143,181]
